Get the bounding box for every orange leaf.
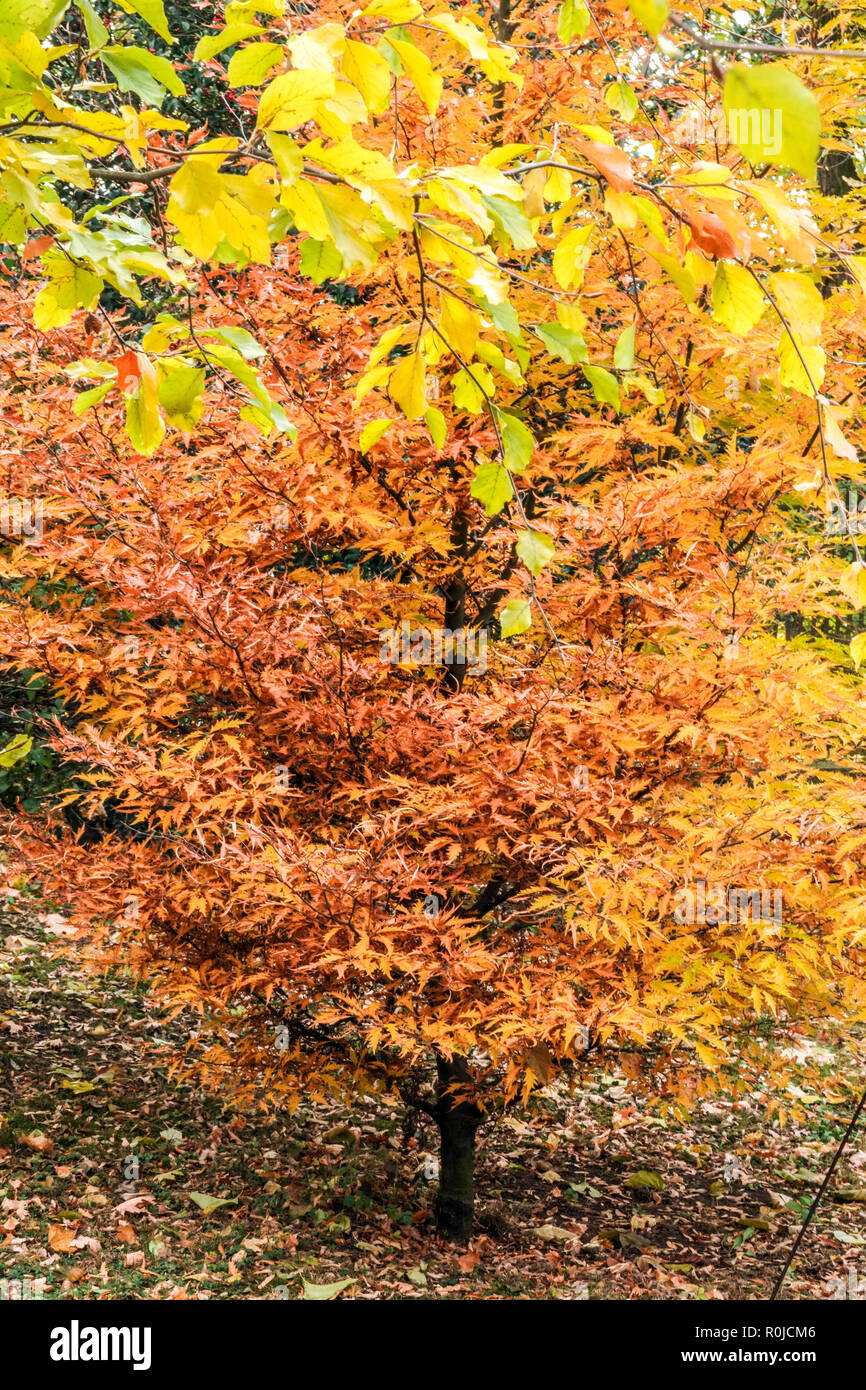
[686,210,738,260]
[22,236,54,260]
[577,140,634,193]
[48,1224,77,1253]
[116,1221,138,1244]
[112,349,142,394]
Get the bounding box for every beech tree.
[3,0,866,1235]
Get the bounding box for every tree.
[3,0,866,1236]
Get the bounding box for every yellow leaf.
[362,0,422,19]
[746,181,817,264]
[823,406,858,464]
[341,39,391,115]
[777,330,824,395]
[768,271,823,344]
[33,253,102,329]
[359,417,391,451]
[711,261,765,336]
[257,70,335,130]
[386,36,442,115]
[552,224,593,290]
[167,148,274,262]
[226,41,284,87]
[389,350,427,419]
[499,597,532,637]
[840,561,866,610]
[439,294,480,361]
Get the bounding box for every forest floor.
[2,876,866,1301]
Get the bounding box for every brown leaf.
[114,1194,154,1215]
[48,1224,77,1253]
[525,1042,554,1085]
[116,1222,137,1244]
[23,1131,54,1153]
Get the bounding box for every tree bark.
[434,1053,483,1238]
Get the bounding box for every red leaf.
[112,350,142,394]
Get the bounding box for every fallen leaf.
[302,1277,356,1300]
[48,1224,77,1253]
[625,1169,665,1191]
[536,1224,580,1243]
[189,1191,238,1214]
[23,1131,53,1154]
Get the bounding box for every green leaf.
[227,42,284,88]
[158,365,205,430]
[102,46,186,106]
[205,325,266,360]
[516,529,555,575]
[613,320,636,371]
[583,363,621,412]
[722,63,821,181]
[188,1192,238,1214]
[536,323,588,365]
[299,236,343,283]
[0,734,33,768]
[120,0,173,43]
[73,380,113,415]
[302,1278,356,1300]
[471,459,513,516]
[72,0,108,46]
[194,24,264,61]
[711,260,766,335]
[625,1169,665,1191]
[495,408,534,474]
[480,194,535,251]
[557,0,590,42]
[452,368,486,414]
[499,597,532,637]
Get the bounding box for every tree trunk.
[434,1053,483,1238]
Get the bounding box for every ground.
[1,878,865,1300]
